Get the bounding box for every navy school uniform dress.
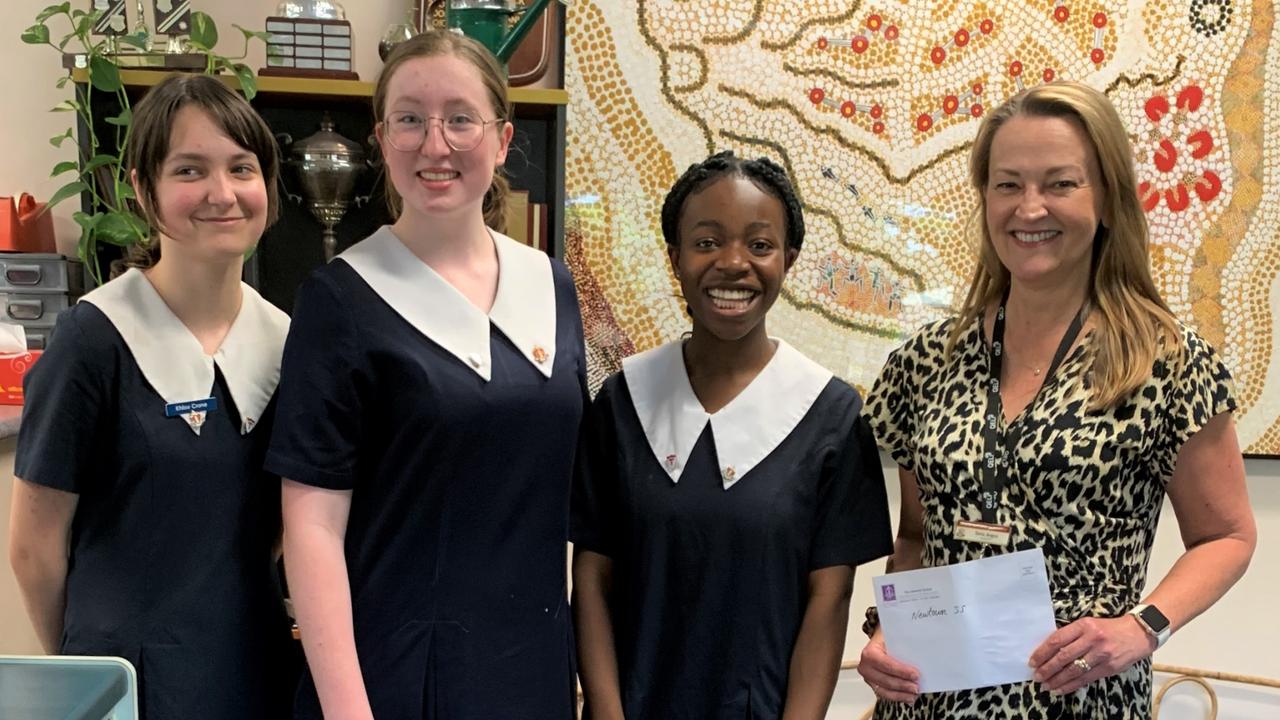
[266,226,585,720]
[572,339,894,720]
[14,268,300,720]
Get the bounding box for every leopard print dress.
[864,315,1236,720]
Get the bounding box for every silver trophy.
[131,0,153,51]
[278,114,368,260]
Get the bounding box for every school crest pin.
[165,397,218,437]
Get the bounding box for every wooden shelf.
[72,68,568,106]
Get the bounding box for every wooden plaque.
[91,0,128,36]
[262,16,359,81]
[152,0,192,36]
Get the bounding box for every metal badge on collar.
[165,397,218,436]
[532,345,549,364]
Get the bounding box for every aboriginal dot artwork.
[563,0,1280,456]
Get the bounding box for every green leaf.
[88,55,122,92]
[21,24,50,45]
[114,181,136,201]
[47,180,89,209]
[80,235,106,288]
[35,4,68,23]
[56,75,70,88]
[232,64,257,101]
[48,128,73,147]
[73,12,94,36]
[105,107,132,126]
[51,160,79,177]
[82,154,117,173]
[76,228,92,267]
[50,99,80,112]
[234,25,273,43]
[96,210,148,246]
[119,30,149,50]
[71,211,101,231]
[190,11,218,49]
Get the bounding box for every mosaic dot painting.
[564,0,1280,456]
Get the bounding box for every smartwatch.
[1129,604,1172,649]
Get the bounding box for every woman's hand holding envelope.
[1028,615,1157,695]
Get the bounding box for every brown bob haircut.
[122,73,280,270]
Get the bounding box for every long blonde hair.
[946,81,1182,410]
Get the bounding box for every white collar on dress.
[80,267,290,436]
[622,339,833,489]
[337,225,557,382]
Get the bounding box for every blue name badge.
[164,397,218,418]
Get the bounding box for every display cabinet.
[71,64,567,314]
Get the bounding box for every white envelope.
[873,548,1057,693]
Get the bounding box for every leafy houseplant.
[21,3,270,285]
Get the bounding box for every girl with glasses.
[267,30,585,720]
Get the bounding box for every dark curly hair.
[659,150,805,251]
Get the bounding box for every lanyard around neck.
[978,288,1086,523]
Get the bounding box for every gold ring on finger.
[1073,656,1091,673]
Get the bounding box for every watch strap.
[1129,604,1172,649]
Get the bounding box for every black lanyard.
[979,289,1086,523]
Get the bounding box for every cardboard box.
[0,350,41,405]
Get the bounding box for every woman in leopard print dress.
[856,81,1256,719]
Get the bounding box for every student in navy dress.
[267,31,585,720]
[8,74,298,719]
[572,151,895,719]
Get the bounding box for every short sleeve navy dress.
[14,268,299,720]
[266,227,586,720]
[572,339,894,719]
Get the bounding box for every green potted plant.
[21,3,269,284]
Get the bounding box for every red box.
[0,350,42,405]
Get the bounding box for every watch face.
[1139,605,1171,633]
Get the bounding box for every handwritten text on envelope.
[873,548,1057,693]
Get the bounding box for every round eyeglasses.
[380,111,504,153]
